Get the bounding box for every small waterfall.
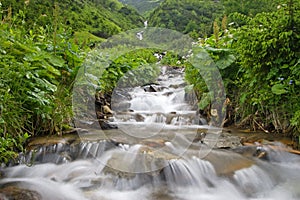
[2,66,300,199]
[2,141,300,199]
[163,157,216,188]
[107,66,202,149]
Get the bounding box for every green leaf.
[205,46,231,52]
[216,54,236,69]
[198,92,211,110]
[41,60,61,76]
[240,93,248,104]
[14,41,36,53]
[281,64,289,69]
[0,117,5,124]
[24,53,43,62]
[46,55,65,68]
[271,84,287,95]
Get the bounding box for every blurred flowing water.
[1,66,300,200]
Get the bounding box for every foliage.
[232,0,300,134]
[73,31,106,49]
[185,18,237,109]
[118,0,164,15]
[160,52,186,67]
[1,0,300,164]
[183,0,300,137]
[1,0,144,40]
[0,133,29,164]
[221,0,282,26]
[0,6,85,163]
[100,49,159,92]
[221,0,281,16]
[148,0,224,38]
[185,1,300,136]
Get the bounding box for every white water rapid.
[1,66,300,200]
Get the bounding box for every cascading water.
[110,65,200,139]
[1,66,300,200]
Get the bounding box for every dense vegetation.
[1,0,300,163]
[1,0,144,40]
[0,0,143,163]
[184,0,300,137]
[148,0,224,38]
[147,0,284,38]
[232,1,300,135]
[99,49,160,93]
[119,0,164,15]
[0,6,85,163]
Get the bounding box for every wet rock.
[165,113,176,124]
[98,120,118,130]
[95,91,111,106]
[94,91,117,130]
[203,150,254,176]
[102,105,113,114]
[141,139,166,148]
[143,84,166,93]
[169,82,186,89]
[233,146,268,159]
[96,111,105,119]
[26,135,78,150]
[134,113,145,122]
[102,146,178,178]
[163,91,173,96]
[214,132,242,149]
[143,85,158,92]
[0,186,42,200]
[109,136,132,146]
[198,117,208,125]
[192,132,207,143]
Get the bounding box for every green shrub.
[233,1,300,134]
[0,9,84,163]
[100,49,159,92]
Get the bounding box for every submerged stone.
[0,186,42,200]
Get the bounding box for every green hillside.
[148,0,224,38]
[119,0,164,15]
[1,0,144,39]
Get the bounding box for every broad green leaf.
[24,53,43,62]
[39,78,57,92]
[216,54,236,69]
[41,60,61,76]
[46,55,65,67]
[198,92,211,110]
[281,64,289,69]
[271,84,287,95]
[14,41,36,53]
[0,117,5,124]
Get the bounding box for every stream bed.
[1,66,300,200]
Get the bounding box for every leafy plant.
[100,49,159,92]
[232,0,300,134]
[0,133,29,164]
[0,5,85,163]
[185,18,237,112]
